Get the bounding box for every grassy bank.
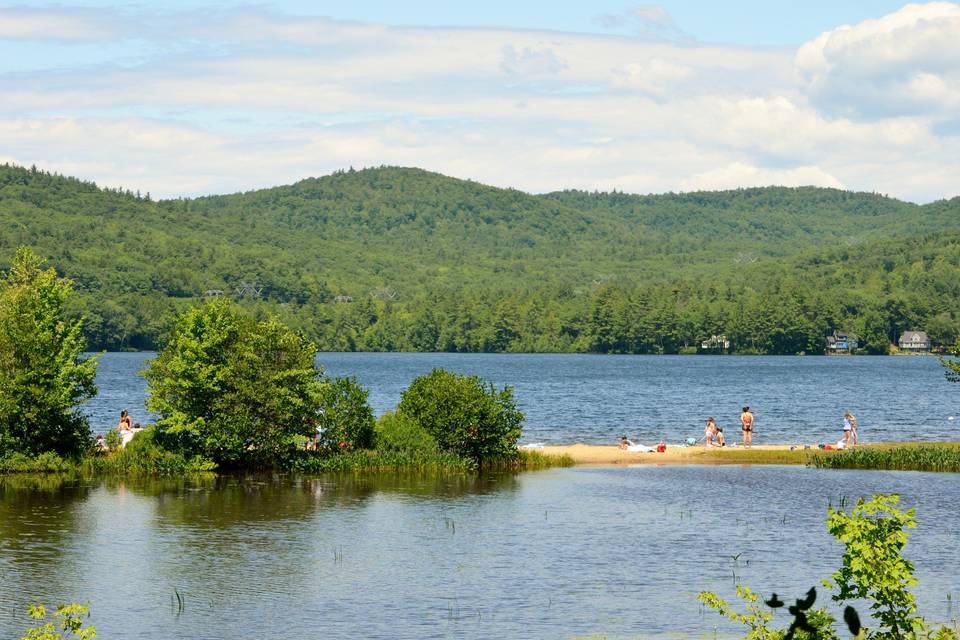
[0,447,574,477]
[811,442,960,472]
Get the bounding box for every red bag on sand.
[656,442,666,453]
[824,444,834,450]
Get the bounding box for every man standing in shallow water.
[740,406,754,448]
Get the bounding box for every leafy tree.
[0,247,97,457]
[398,368,523,463]
[144,300,324,467]
[941,339,960,383]
[375,410,438,454]
[316,376,375,451]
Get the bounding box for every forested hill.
[1,163,958,353]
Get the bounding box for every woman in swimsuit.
[740,406,754,448]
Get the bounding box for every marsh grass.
[683,448,819,465]
[812,443,960,472]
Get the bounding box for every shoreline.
[533,441,960,466]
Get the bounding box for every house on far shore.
[700,334,730,352]
[898,330,930,352]
[826,330,858,354]
[333,295,354,303]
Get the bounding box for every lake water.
[5,354,960,638]
[86,352,959,446]
[1,467,959,639]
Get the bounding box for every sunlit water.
[85,352,959,445]
[1,467,958,639]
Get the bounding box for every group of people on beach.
[703,406,753,448]
[618,405,860,451]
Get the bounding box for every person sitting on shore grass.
[116,409,137,447]
[715,427,725,447]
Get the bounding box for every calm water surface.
[86,352,959,445]
[1,467,958,639]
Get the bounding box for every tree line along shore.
[2,163,959,355]
[1,245,958,476]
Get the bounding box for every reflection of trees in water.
[142,471,521,528]
[0,475,92,549]
[0,475,94,613]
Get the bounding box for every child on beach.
[704,417,717,447]
[715,427,725,447]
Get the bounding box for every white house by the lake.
[898,331,930,352]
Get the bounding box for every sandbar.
[537,443,822,466]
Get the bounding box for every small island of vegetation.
[0,247,571,475]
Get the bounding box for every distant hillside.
[1,163,958,352]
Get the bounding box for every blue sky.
[2,1,959,201]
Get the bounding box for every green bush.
[0,451,73,473]
[397,368,523,463]
[144,300,325,468]
[375,410,438,454]
[0,247,97,458]
[103,429,122,451]
[317,376,375,451]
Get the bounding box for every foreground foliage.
[0,247,97,458]
[700,494,958,639]
[21,604,95,640]
[144,301,325,468]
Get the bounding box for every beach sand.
[537,443,816,466]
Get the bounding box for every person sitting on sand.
[715,427,725,447]
[704,417,717,447]
[740,406,754,448]
[618,435,635,450]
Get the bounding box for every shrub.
[375,410,438,454]
[317,376,375,451]
[103,429,122,452]
[397,368,523,463]
[144,301,325,468]
[0,247,97,458]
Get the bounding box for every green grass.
[812,444,960,472]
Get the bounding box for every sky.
[1,1,959,202]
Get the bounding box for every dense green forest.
[1,162,958,353]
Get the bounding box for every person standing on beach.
[704,417,717,447]
[844,411,858,447]
[740,406,754,448]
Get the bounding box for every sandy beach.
[537,443,817,466]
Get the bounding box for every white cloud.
[0,4,958,202]
[0,8,115,41]
[679,162,845,192]
[796,2,960,119]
